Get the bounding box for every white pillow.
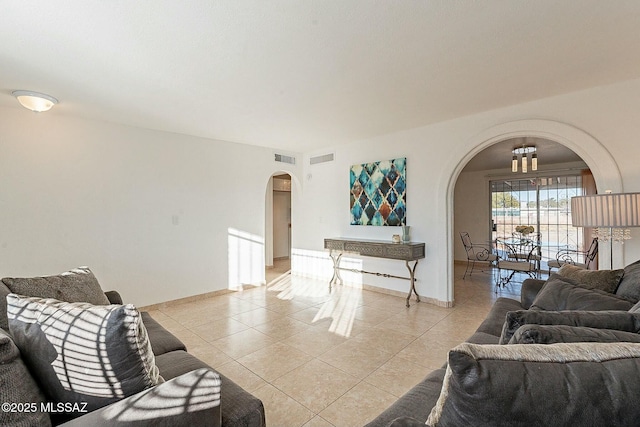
[7,294,163,423]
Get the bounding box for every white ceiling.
[463,137,584,172]
[3,1,640,153]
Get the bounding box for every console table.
[324,238,426,307]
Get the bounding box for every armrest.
[470,244,497,262]
[59,368,221,427]
[104,290,123,305]
[555,248,585,263]
[520,278,546,309]
[388,416,427,427]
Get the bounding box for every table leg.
[405,260,420,307]
[329,250,343,290]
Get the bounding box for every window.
[490,175,583,266]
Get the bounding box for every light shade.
[12,90,58,112]
[571,192,640,228]
[512,145,537,173]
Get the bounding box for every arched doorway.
[265,173,292,284]
[454,137,591,275]
[446,120,623,303]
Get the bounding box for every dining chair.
[548,237,598,274]
[506,232,542,277]
[494,238,538,289]
[460,232,498,279]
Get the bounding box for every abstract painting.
[350,157,406,226]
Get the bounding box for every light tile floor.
[146,262,530,427]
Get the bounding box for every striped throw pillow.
[7,294,163,424]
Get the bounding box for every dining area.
[460,229,546,289]
[460,227,602,291]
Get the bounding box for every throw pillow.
[509,324,640,344]
[629,299,640,313]
[616,259,640,302]
[0,328,52,427]
[1,266,110,305]
[557,264,624,293]
[7,294,163,424]
[499,310,640,344]
[0,281,10,330]
[426,342,640,427]
[529,274,634,312]
[0,266,110,331]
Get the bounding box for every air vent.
[310,153,335,165]
[274,153,296,165]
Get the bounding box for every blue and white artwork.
[350,157,406,226]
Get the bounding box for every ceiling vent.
[310,153,335,165]
[274,153,296,165]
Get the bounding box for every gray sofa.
[0,268,265,427]
[365,259,640,427]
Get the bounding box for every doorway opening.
[266,173,292,284]
[449,119,622,305]
[454,136,591,282]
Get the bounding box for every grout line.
[153,266,502,427]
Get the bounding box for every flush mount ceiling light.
[511,145,537,173]
[12,90,58,112]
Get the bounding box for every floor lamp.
[571,192,640,269]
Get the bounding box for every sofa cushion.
[509,324,640,344]
[56,368,222,427]
[474,297,522,337]
[529,274,634,312]
[140,312,187,356]
[386,416,429,427]
[426,342,640,427]
[7,294,163,424]
[616,259,640,302]
[499,310,640,344]
[155,350,266,427]
[0,266,111,332]
[0,328,52,427]
[520,278,546,309]
[0,281,11,330]
[2,266,110,305]
[629,299,640,313]
[557,264,624,293]
[362,368,447,427]
[465,331,500,345]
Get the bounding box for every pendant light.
[511,145,537,173]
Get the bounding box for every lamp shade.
[571,192,640,228]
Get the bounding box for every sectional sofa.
[0,267,265,427]
[366,260,640,427]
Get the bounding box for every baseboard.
[138,288,234,311]
[358,283,453,308]
[140,275,454,311]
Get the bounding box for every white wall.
[0,107,301,306]
[454,169,493,262]
[294,77,640,305]
[4,78,640,308]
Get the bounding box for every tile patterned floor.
[145,262,527,427]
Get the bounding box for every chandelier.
[512,145,537,173]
